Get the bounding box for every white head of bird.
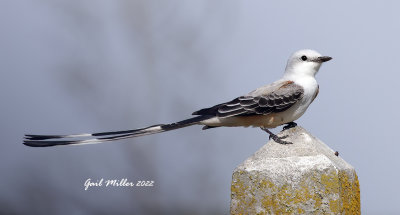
[284,49,332,78]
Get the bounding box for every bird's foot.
[261,128,292,145]
[271,134,291,145]
[283,122,297,131]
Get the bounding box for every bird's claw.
[283,122,297,131]
[261,127,292,145]
[270,134,292,145]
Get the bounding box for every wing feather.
[192,81,304,118]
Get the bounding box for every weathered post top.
[230,126,360,214]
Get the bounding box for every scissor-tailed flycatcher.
[23,49,331,147]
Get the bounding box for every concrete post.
[230,126,360,214]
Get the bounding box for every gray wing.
[192,81,304,118]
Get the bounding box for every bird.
[23,49,332,147]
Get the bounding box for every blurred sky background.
[1,0,399,214]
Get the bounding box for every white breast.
[281,76,318,122]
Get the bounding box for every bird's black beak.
[316,56,332,63]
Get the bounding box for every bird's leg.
[260,128,292,145]
[283,121,297,131]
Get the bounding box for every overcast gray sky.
[1,0,399,214]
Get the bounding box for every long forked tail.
[23,115,213,147]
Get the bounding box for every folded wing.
[193,81,304,118]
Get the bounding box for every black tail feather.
[23,115,213,147]
[25,135,70,141]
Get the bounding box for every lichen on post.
[230,126,360,214]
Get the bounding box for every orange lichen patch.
[338,170,361,214]
[329,199,340,213]
[231,170,360,215]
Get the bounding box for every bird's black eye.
[301,55,307,61]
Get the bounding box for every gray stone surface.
[230,126,360,214]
